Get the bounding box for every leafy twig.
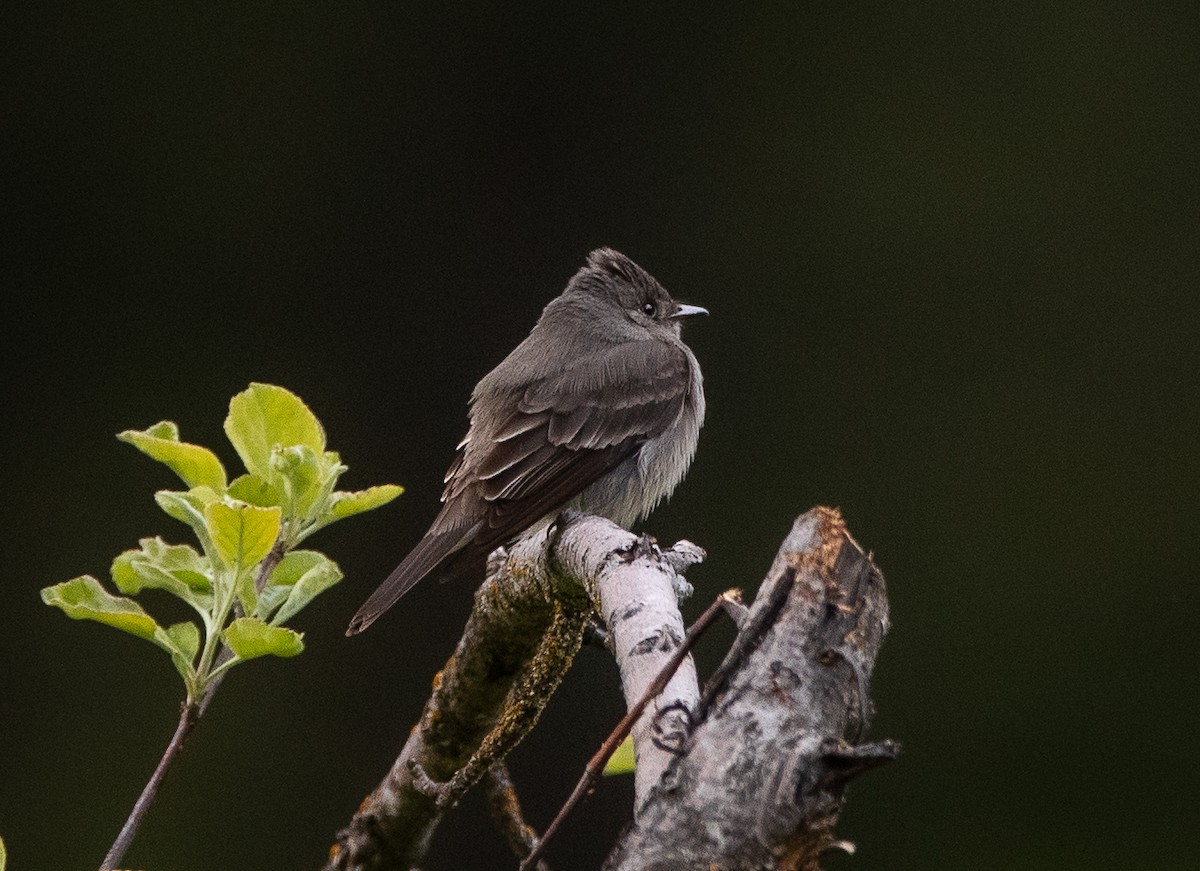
[41,384,402,870]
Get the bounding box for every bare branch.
[484,763,549,871]
[576,532,704,806]
[326,507,891,871]
[323,512,705,870]
[604,507,895,870]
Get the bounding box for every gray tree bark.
[323,512,704,870]
[324,506,893,871]
[603,507,896,871]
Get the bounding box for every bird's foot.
[615,533,658,564]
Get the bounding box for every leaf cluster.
[41,383,401,704]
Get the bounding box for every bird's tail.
[346,528,467,635]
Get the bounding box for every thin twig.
[718,589,748,626]
[100,701,199,870]
[254,542,286,594]
[484,763,550,871]
[102,541,286,868]
[519,590,737,871]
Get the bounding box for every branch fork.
[323,512,705,870]
[325,507,894,871]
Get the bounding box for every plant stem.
[101,541,285,866]
[99,700,199,871]
[196,542,284,717]
[194,570,235,686]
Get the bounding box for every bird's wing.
[347,339,691,635]
[450,338,692,555]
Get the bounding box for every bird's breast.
[574,349,704,527]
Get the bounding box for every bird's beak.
[670,303,709,319]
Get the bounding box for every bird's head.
[564,248,708,338]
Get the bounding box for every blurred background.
[4,3,1197,870]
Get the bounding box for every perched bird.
[347,248,706,635]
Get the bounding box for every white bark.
[325,507,893,871]
[324,511,703,870]
[548,516,702,807]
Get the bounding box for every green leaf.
[225,384,325,480]
[235,561,259,617]
[267,551,343,625]
[205,501,281,570]
[329,484,403,520]
[118,421,228,491]
[41,576,160,641]
[254,583,290,620]
[253,551,314,622]
[161,621,201,685]
[111,538,212,602]
[165,621,201,661]
[266,549,324,587]
[155,489,206,528]
[224,617,304,659]
[155,486,222,545]
[227,473,282,508]
[131,621,202,690]
[270,444,330,518]
[602,735,636,776]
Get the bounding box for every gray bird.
[347,248,706,635]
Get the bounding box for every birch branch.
[575,526,703,805]
[323,511,704,871]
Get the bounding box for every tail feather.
[346,528,468,635]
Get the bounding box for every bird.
[347,248,706,635]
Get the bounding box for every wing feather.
[446,340,691,550]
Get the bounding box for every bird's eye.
[642,301,656,316]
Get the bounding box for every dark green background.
[5,3,1197,869]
